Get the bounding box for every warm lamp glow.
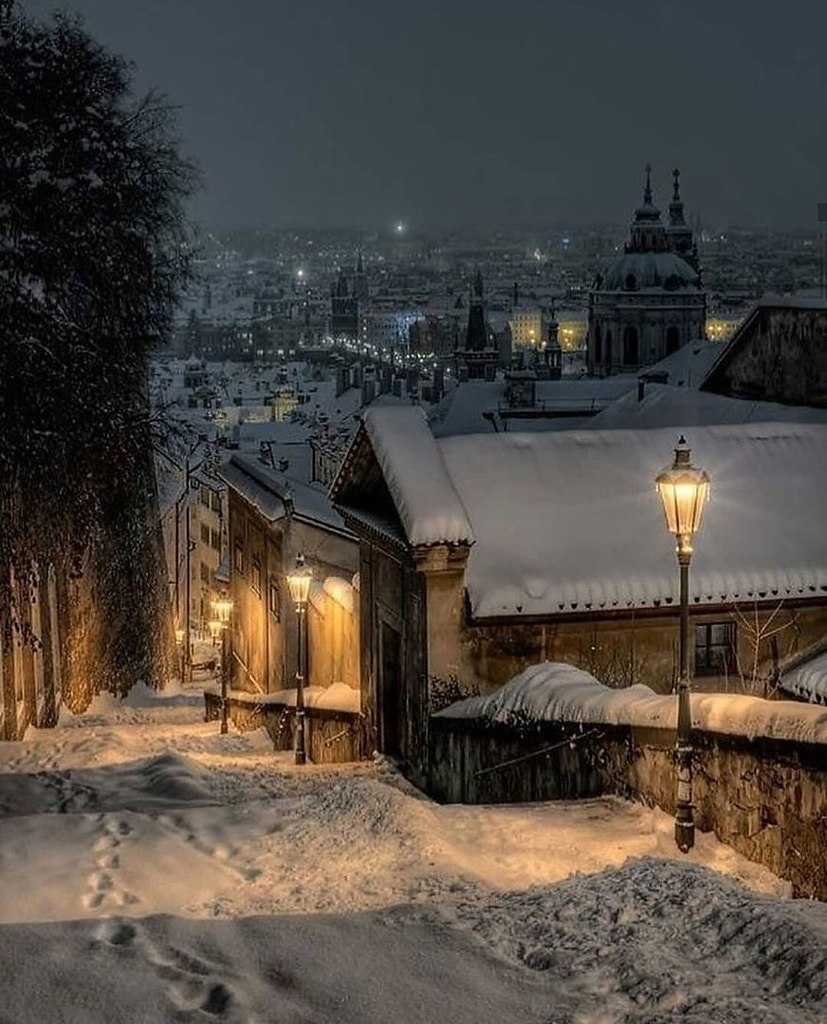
[287,553,313,610]
[211,597,233,624]
[175,628,185,645]
[655,437,710,554]
[207,619,223,641]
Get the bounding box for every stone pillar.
[413,544,471,685]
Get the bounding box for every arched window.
[604,330,613,367]
[593,324,602,365]
[666,326,681,355]
[623,326,639,366]
[625,273,638,291]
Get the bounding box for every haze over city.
[24,0,827,229]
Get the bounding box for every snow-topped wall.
[429,662,827,899]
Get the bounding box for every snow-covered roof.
[437,660,827,745]
[360,411,827,618]
[360,406,474,546]
[442,422,827,618]
[639,339,723,388]
[429,378,633,437]
[780,648,827,705]
[220,454,352,536]
[588,382,827,431]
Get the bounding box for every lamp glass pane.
[287,569,312,606]
[211,598,233,623]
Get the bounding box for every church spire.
[669,168,687,226]
[465,269,488,352]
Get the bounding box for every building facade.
[220,454,359,695]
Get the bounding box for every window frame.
[694,621,737,676]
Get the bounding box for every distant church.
[587,167,707,374]
[330,252,367,341]
[454,270,499,380]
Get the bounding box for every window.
[268,579,280,620]
[211,491,222,513]
[695,622,736,675]
[199,485,210,507]
[200,563,211,583]
[251,558,262,595]
[233,539,244,575]
[200,523,210,545]
[210,529,221,551]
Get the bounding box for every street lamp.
[655,436,710,853]
[175,627,186,682]
[210,596,234,735]
[286,553,313,765]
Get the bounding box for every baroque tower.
[587,166,707,375]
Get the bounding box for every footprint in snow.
[96,919,137,947]
[84,816,139,911]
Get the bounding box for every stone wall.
[204,691,362,764]
[428,715,827,899]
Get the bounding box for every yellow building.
[508,307,548,348]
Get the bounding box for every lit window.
[233,540,244,575]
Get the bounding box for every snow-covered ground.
[1,679,825,1023]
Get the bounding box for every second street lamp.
[210,596,233,735]
[287,553,313,766]
[655,436,711,854]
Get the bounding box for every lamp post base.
[675,814,695,854]
[294,709,306,765]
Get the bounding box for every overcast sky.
[22,0,827,230]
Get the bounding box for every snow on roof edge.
[361,406,474,547]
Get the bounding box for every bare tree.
[728,601,800,698]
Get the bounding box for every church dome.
[600,251,699,292]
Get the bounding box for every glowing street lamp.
[287,553,313,765]
[210,595,234,735]
[655,436,710,853]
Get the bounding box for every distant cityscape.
[172,209,827,368]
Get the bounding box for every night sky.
[21,0,827,230]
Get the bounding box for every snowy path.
[0,680,825,1023]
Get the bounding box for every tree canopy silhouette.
[0,2,196,599]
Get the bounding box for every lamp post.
[175,627,186,682]
[655,436,710,854]
[286,553,313,765]
[210,596,233,735]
